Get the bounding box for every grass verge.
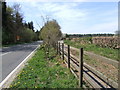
[64,40,118,61]
[10,47,78,88]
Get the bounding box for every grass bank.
[64,40,118,61]
[10,47,78,88]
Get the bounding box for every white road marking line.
[1,52,11,56]
[0,45,40,88]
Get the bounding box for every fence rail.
[64,44,118,68]
[57,42,118,88]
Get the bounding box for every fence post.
[56,43,58,54]
[79,48,83,87]
[59,42,61,55]
[57,42,59,54]
[68,45,70,68]
[62,43,64,60]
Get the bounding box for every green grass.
[10,47,78,88]
[64,40,118,61]
[84,55,98,66]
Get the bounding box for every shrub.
[20,28,34,43]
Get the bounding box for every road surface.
[0,41,42,83]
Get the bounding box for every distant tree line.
[2,2,40,45]
[66,33,114,38]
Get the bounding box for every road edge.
[0,44,40,89]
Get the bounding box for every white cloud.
[30,2,117,33]
[7,2,117,33]
[37,3,87,22]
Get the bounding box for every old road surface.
[0,41,42,83]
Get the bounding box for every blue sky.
[7,1,118,34]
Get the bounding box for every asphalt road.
[1,41,42,83]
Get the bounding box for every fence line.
[64,44,118,68]
[57,42,118,88]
